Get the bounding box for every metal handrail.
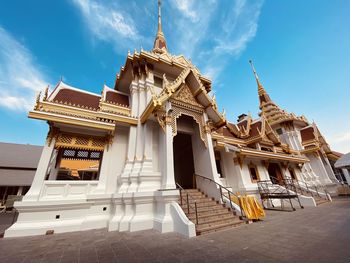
[194,174,246,219]
[267,175,329,201]
[257,178,303,210]
[176,183,199,225]
[292,179,330,200]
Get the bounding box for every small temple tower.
[249,60,338,185]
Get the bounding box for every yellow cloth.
[230,195,265,220]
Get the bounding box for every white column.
[323,155,338,183]
[119,82,138,193]
[342,169,350,185]
[93,131,126,194]
[161,102,175,189]
[48,149,59,180]
[141,122,154,174]
[145,71,154,106]
[192,113,220,183]
[128,79,144,192]
[17,186,23,196]
[119,126,137,193]
[23,138,56,201]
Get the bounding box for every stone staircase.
[301,191,329,206]
[292,185,330,206]
[179,189,244,235]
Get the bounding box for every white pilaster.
[341,169,350,185]
[93,142,113,194]
[161,102,175,189]
[23,138,56,201]
[119,81,139,193]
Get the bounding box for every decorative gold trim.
[54,132,107,151]
[171,104,207,147]
[240,148,308,163]
[100,102,131,116]
[28,111,115,131]
[46,126,60,146]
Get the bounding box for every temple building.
[4,1,341,238]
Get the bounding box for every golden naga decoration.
[34,91,41,110]
[46,126,60,146]
[43,85,49,101]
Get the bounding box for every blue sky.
[0,0,349,153]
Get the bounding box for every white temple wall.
[152,122,160,173]
[320,152,338,183]
[47,149,59,180]
[240,159,266,193]
[160,102,175,189]
[192,116,221,201]
[307,153,332,185]
[105,126,129,194]
[22,137,56,201]
[219,149,239,190]
[294,166,304,181]
[341,169,350,185]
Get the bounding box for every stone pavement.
[0,197,349,263]
[0,212,16,235]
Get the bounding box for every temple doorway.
[268,163,284,184]
[173,133,195,189]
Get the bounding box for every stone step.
[177,187,244,235]
[187,208,233,219]
[316,199,329,205]
[179,196,213,203]
[182,189,201,193]
[197,217,242,230]
[184,204,228,214]
[180,200,218,208]
[190,213,236,224]
[196,220,244,235]
[180,192,206,198]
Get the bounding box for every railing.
[284,178,330,201]
[194,174,246,219]
[266,176,330,202]
[257,178,304,211]
[176,183,199,225]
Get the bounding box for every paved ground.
[0,212,16,234]
[0,197,349,263]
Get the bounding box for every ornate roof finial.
[249,60,271,104]
[153,0,167,54]
[43,85,49,101]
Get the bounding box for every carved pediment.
[172,84,203,108]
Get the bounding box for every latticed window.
[75,137,89,146]
[52,147,104,181]
[90,151,101,159]
[77,151,89,158]
[249,164,260,183]
[63,149,75,157]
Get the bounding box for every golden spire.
[153,0,167,54]
[249,60,271,104]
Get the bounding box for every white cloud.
[0,27,50,111]
[71,0,263,82]
[72,0,143,52]
[167,0,264,83]
[327,132,350,153]
[173,0,198,21]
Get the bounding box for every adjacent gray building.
[0,142,43,205]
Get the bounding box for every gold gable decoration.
[171,105,207,147]
[55,133,107,151]
[173,84,203,108]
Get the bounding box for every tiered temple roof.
[249,60,308,127]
